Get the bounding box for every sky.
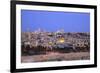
[21,10,90,32]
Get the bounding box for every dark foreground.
[21,52,90,63]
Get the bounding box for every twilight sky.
[21,10,90,32]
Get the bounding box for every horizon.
[21,28,90,33]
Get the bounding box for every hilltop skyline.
[21,10,90,32]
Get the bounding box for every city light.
[21,29,90,50]
[58,38,65,43]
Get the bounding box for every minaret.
[38,28,41,32]
[27,28,31,41]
